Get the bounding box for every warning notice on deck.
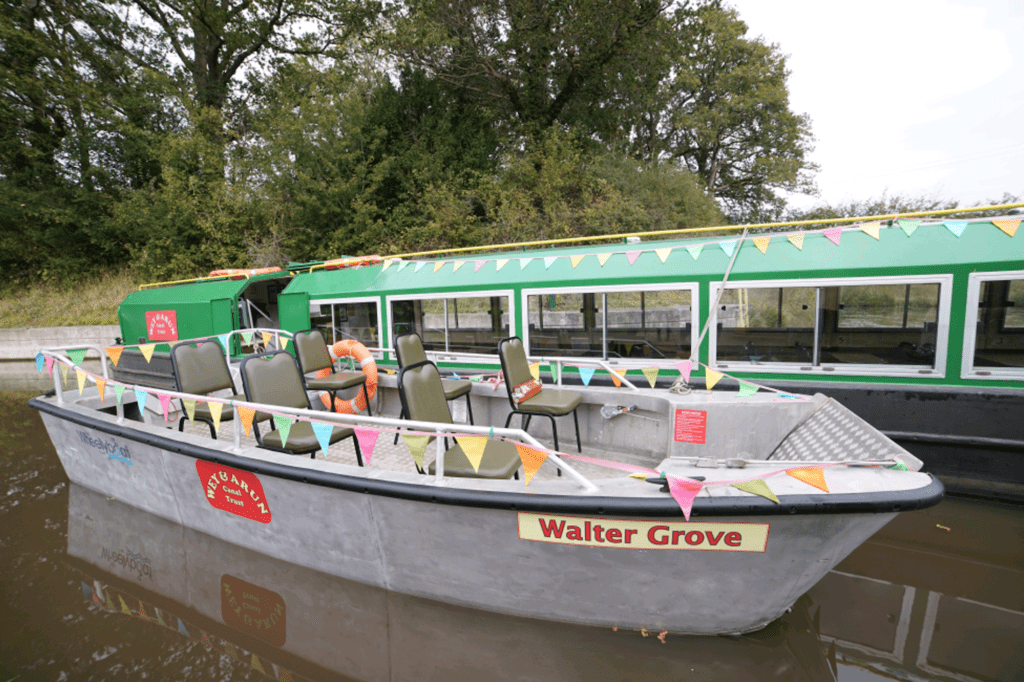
[196,461,272,523]
[518,513,768,552]
[674,409,707,444]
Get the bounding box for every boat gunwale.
[30,396,945,518]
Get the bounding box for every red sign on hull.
[196,461,273,523]
[145,310,178,341]
[221,574,286,646]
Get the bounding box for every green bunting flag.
[403,435,429,470]
[732,479,779,504]
[242,331,253,345]
[67,348,88,366]
[737,381,758,397]
[899,219,921,237]
[889,459,910,471]
[272,414,292,448]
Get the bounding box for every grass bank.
[0,271,141,328]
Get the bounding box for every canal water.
[2,392,1022,682]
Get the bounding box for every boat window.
[309,300,380,347]
[716,287,816,363]
[968,276,1024,374]
[825,283,940,366]
[390,294,510,355]
[526,288,693,359]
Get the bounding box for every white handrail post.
[233,405,242,449]
[434,431,445,481]
[52,357,63,405]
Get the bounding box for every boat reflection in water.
[67,484,836,682]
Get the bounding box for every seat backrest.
[498,336,536,387]
[171,339,235,395]
[240,351,311,418]
[395,333,428,368]
[293,329,333,374]
[397,360,453,426]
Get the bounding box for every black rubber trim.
[30,397,945,518]
[884,430,1024,451]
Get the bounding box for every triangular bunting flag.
[529,362,540,380]
[609,369,623,387]
[67,348,87,366]
[200,632,213,648]
[81,581,93,601]
[241,331,253,345]
[822,227,842,246]
[655,247,672,263]
[238,406,256,437]
[544,256,557,269]
[133,387,148,414]
[414,261,427,272]
[158,393,172,421]
[667,477,703,521]
[279,667,296,682]
[737,381,758,397]
[518,257,533,270]
[138,601,151,621]
[272,414,292,448]
[105,593,114,610]
[628,472,648,480]
[685,244,703,260]
[753,237,770,254]
[458,436,487,473]
[225,642,239,659]
[251,654,267,674]
[182,398,196,424]
[453,261,467,273]
[704,368,723,390]
[787,233,804,250]
[76,369,87,395]
[675,360,692,383]
[899,220,920,237]
[626,250,642,265]
[433,261,445,273]
[403,434,429,470]
[119,595,132,615]
[860,222,881,240]
[890,459,911,471]
[642,366,659,388]
[787,467,829,492]
[59,362,69,386]
[105,346,123,367]
[217,335,230,352]
[597,253,612,267]
[312,421,333,454]
[495,258,510,271]
[993,219,1020,237]
[579,366,595,386]
[720,240,737,258]
[514,443,548,486]
[261,332,272,347]
[96,377,106,403]
[398,261,411,271]
[354,427,380,465]
[944,220,967,237]
[114,384,125,407]
[382,259,394,271]
[550,363,559,383]
[732,479,779,504]
[282,337,290,350]
[474,260,487,272]
[570,254,586,268]
[156,609,167,627]
[46,355,54,378]
[177,618,190,637]
[208,401,223,433]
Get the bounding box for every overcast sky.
[725,0,1024,210]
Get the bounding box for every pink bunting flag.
[474,260,487,272]
[667,477,703,521]
[158,393,172,421]
[354,427,380,465]
[46,356,55,378]
[675,360,692,383]
[626,250,642,265]
[822,227,842,246]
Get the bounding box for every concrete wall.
[0,325,120,391]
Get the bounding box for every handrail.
[139,274,247,290]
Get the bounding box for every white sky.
[725,0,1024,209]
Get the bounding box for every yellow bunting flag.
[105,593,114,610]
[105,346,123,367]
[786,467,829,492]
[861,222,881,240]
[139,343,156,363]
[403,435,429,470]
[787,233,804,250]
[458,436,487,473]
[529,362,540,380]
[261,332,272,347]
[207,402,223,434]
[732,479,779,504]
[282,338,290,350]
[76,369,87,395]
[496,258,510,271]
[453,261,466,273]
[655,247,672,263]
[628,472,648,480]
[514,443,548,486]
[597,253,612,266]
[642,366,659,388]
[225,642,239,659]
[433,261,445,273]
[993,219,1020,237]
[119,595,132,615]
[183,399,196,424]
[705,367,723,390]
[59,362,69,386]
[753,237,770,254]
[382,259,394,271]
[250,654,267,674]
[96,377,106,402]
[237,406,256,437]
[570,254,586,268]
[610,369,622,387]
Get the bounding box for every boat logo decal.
[145,309,178,341]
[196,461,272,523]
[518,513,768,552]
[77,429,132,465]
[100,546,153,580]
[673,409,707,444]
[221,574,286,646]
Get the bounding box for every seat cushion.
[518,388,582,416]
[441,379,472,400]
[261,421,354,453]
[428,439,521,479]
[306,371,367,391]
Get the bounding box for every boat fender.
[320,340,378,414]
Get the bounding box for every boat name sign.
[196,461,273,523]
[518,513,768,552]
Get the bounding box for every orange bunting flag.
[279,667,296,682]
[139,343,156,363]
[786,467,829,492]
[208,402,223,434]
[458,436,487,473]
[96,377,107,402]
[237,406,256,437]
[261,332,272,347]
[861,222,881,240]
[642,366,659,388]
[570,254,586,269]
[732,479,779,504]
[76,369,87,395]
[529,362,540,380]
[704,367,723,390]
[597,253,612,266]
[993,219,1020,237]
[515,443,548,486]
[403,435,429,470]
[316,367,332,379]
[787,233,804,250]
[138,601,151,621]
[655,247,672,263]
[433,261,445,273]
[610,369,623,387]
[753,237,770,255]
[105,346,123,367]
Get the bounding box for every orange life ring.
[323,256,384,271]
[208,267,282,279]
[318,339,378,414]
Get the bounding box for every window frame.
[709,274,953,378]
[386,289,516,359]
[308,296,383,350]
[961,270,1024,380]
[521,282,700,366]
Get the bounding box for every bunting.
[667,477,703,521]
[453,261,467,273]
[354,427,380,465]
[261,332,272,348]
[217,335,230,352]
[737,381,758,397]
[787,234,804,250]
[720,240,737,258]
[59,362,69,386]
[641,366,659,388]
[860,222,881,240]
[544,256,558,269]
[139,343,156,362]
[96,377,107,402]
[177,618,190,637]
[496,258,510,271]
[458,436,487,473]
[138,601,151,622]
[786,467,829,492]
[732,479,779,504]
[993,219,1020,237]
[312,421,333,455]
[250,654,267,674]
[398,261,411,271]
[433,261,445,273]
[272,414,292,448]
[133,387,148,413]
[579,366,595,386]
[889,459,910,471]
[655,247,672,263]
[529,362,540,380]
[686,244,702,260]
[76,369,87,395]
[67,348,88,366]
[474,260,487,272]
[675,360,692,383]
[282,337,290,350]
[182,398,196,424]
[899,219,921,237]
[208,402,224,433]
[241,331,253,345]
[626,250,642,265]
[753,237,770,254]
[515,443,548,485]
[570,254,586,268]
[114,384,125,407]
[119,595,132,615]
[105,346,123,367]
[159,393,172,421]
[81,581,92,601]
[597,253,612,267]
[609,369,623,387]
[403,434,429,469]
[822,227,842,246]
[382,259,394,271]
[46,356,54,378]
[944,220,967,237]
[414,262,427,272]
[238,406,256,437]
[520,257,533,270]
[279,668,296,682]
[704,368,723,390]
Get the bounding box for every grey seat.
[239,350,363,463]
[170,339,244,438]
[293,329,372,415]
[498,336,582,453]
[397,360,520,479]
[393,332,474,443]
